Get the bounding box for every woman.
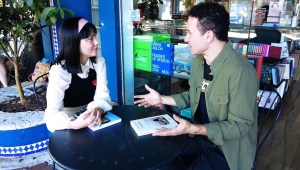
[44,17,112,132]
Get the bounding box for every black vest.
[64,68,97,107]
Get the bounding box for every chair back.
[33,72,49,110]
[252,86,283,169]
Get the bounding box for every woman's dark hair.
[55,17,97,74]
[188,2,229,42]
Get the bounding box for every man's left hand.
[152,114,191,136]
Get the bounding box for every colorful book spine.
[262,44,270,57]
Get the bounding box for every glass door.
[121,0,195,108]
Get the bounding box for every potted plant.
[0,0,73,105]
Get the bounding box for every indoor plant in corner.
[0,0,73,168]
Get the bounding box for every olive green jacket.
[172,42,259,170]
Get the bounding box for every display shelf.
[132,0,299,99]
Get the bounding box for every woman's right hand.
[68,109,96,130]
[134,84,162,107]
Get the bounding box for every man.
[134,2,258,170]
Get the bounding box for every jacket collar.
[210,42,232,75]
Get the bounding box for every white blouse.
[44,57,112,132]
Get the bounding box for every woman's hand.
[68,107,104,130]
[89,107,104,126]
[134,84,162,107]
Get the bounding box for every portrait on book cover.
[152,116,170,126]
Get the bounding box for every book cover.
[261,64,274,84]
[158,0,172,20]
[173,43,195,79]
[130,114,178,136]
[257,90,279,110]
[277,63,291,80]
[254,8,267,25]
[270,42,289,58]
[268,46,282,59]
[262,44,270,57]
[279,11,293,27]
[151,42,174,76]
[134,39,152,72]
[134,34,171,72]
[89,112,122,131]
[247,55,263,80]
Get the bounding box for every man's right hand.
[134,84,162,107]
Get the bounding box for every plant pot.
[0,85,51,169]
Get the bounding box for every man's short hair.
[188,2,229,42]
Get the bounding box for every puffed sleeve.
[86,57,112,112]
[44,64,72,132]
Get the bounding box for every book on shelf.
[151,42,174,76]
[270,42,289,59]
[277,62,291,80]
[247,55,263,80]
[130,114,178,136]
[257,90,279,110]
[254,8,267,25]
[133,34,171,72]
[158,0,172,20]
[173,43,195,79]
[261,63,274,84]
[89,112,122,131]
[279,11,293,27]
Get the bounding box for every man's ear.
[205,30,215,43]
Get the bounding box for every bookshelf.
[132,0,300,111]
[231,0,300,110]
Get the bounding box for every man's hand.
[134,84,162,107]
[152,114,207,136]
[152,114,191,136]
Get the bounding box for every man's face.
[184,17,207,55]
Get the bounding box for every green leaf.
[42,7,55,16]
[50,16,57,24]
[63,8,74,16]
[45,19,52,25]
[56,0,61,8]
[59,9,65,19]
[40,12,47,20]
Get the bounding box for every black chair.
[252,86,284,169]
[33,72,49,110]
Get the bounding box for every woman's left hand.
[89,107,104,127]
